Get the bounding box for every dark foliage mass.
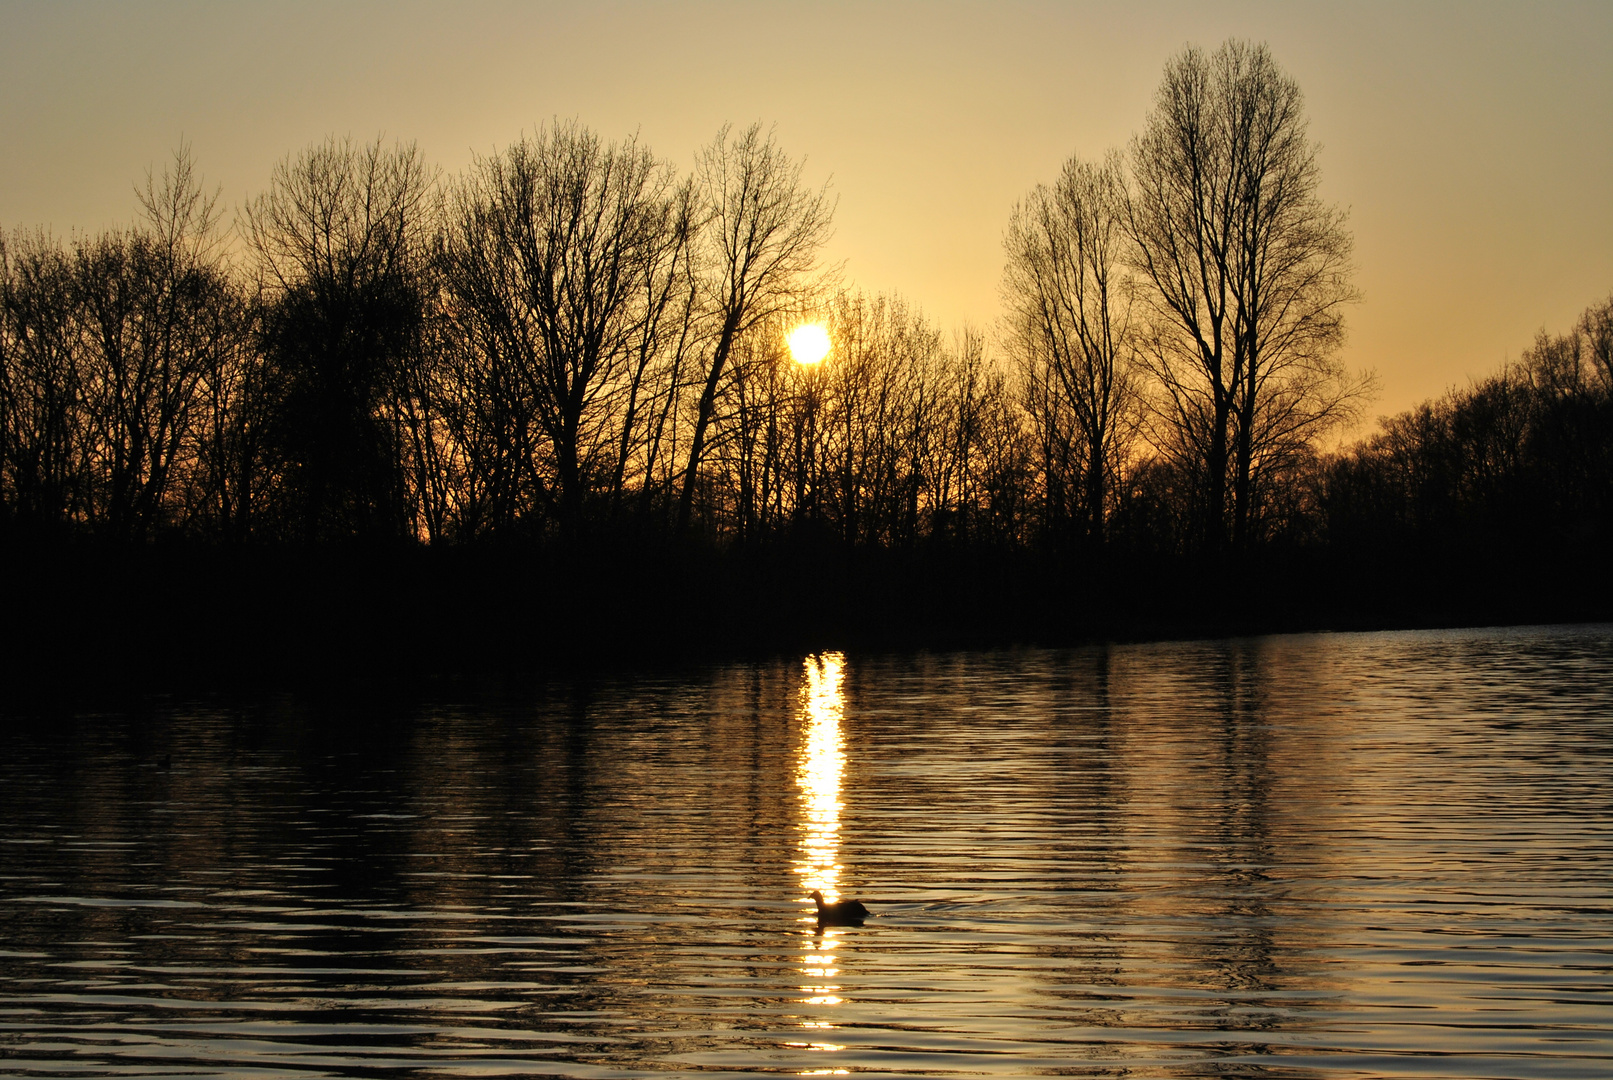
[1,43,1608,681]
[1314,306,1613,623]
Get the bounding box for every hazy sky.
[3,1,1610,425]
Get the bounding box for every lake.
[2,624,1611,1078]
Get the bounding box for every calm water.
[2,625,1611,1078]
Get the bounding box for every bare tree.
[676,123,834,534]
[244,135,436,543]
[709,313,791,544]
[1578,294,1613,392]
[185,283,262,541]
[72,146,240,539]
[816,291,943,547]
[1126,40,1364,557]
[0,230,85,531]
[440,122,695,542]
[1003,151,1138,552]
[922,327,1006,545]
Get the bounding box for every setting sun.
[787,323,832,365]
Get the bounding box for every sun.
[787,323,831,365]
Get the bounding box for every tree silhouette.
[244,136,434,544]
[440,122,694,543]
[1126,41,1364,559]
[0,231,83,534]
[1003,152,1139,554]
[676,123,834,535]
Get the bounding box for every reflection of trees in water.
[974,643,1328,1041]
[2,670,819,1054]
[1035,647,1134,1023]
[1201,642,1282,1005]
[318,668,818,1051]
[1105,638,1347,1035]
[7,636,1607,1076]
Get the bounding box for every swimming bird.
[809,889,870,926]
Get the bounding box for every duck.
[809,889,870,926]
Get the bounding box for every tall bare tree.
[73,147,240,539]
[440,122,695,542]
[1004,152,1138,551]
[676,123,833,534]
[1126,40,1364,557]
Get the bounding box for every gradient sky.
[3,0,1610,428]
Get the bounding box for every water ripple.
[1,624,1610,1077]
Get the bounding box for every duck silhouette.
[809,889,869,926]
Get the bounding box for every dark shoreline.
[6,537,1608,707]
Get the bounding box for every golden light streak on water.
[794,652,846,905]
[793,652,850,1051]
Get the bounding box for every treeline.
[2,41,1609,677]
[1314,303,1613,620]
[0,128,1016,553]
[0,43,1367,561]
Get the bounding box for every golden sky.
[2,0,1609,425]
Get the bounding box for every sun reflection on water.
[793,651,850,1057]
[795,651,847,905]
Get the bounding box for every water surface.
[2,625,1611,1077]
